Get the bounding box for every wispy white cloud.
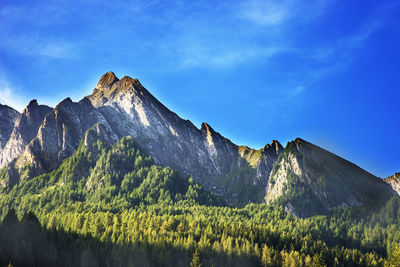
[239,0,290,26]
[238,0,335,26]
[0,33,79,59]
[0,0,398,100]
[0,2,80,59]
[154,0,336,69]
[283,1,400,98]
[177,44,289,68]
[0,78,28,112]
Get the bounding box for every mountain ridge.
[0,100,52,168]
[0,103,20,152]
[0,72,397,215]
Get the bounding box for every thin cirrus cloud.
[0,33,79,59]
[0,2,80,59]
[239,0,289,26]
[0,0,396,86]
[300,2,398,89]
[0,78,28,112]
[152,0,338,70]
[237,0,334,26]
[265,1,398,99]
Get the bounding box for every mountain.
[0,100,52,168]
[385,173,400,195]
[0,104,19,152]
[265,138,395,217]
[0,72,282,205]
[88,73,284,204]
[11,97,112,178]
[0,123,223,212]
[0,72,397,213]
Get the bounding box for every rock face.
[14,97,115,177]
[0,72,396,209]
[0,100,52,168]
[265,138,395,217]
[0,104,19,152]
[87,72,282,204]
[384,173,400,195]
[0,72,282,204]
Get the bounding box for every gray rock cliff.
[384,173,400,195]
[1,72,394,209]
[0,104,19,152]
[266,138,395,216]
[0,100,52,167]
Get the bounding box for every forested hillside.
[1,125,400,266]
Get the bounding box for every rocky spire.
[0,104,20,151]
[0,100,53,168]
[27,99,38,108]
[201,122,215,137]
[96,72,119,91]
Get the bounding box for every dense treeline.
[0,131,223,215]
[1,126,400,266]
[2,200,400,266]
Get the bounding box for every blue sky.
[0,0,399,177]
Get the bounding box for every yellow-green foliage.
[238,146,262,168]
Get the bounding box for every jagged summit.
[96,71,119,91]
[54,97,73,110]
[201,122,215,136]
[263,140,283,154]
[24,99,51,114]
[89,72,150,108]
[95,72,143,93]
[294,137,306,143]
[116,76,146,94]
[385,172,400,195]
[1,72,396,212]
[0,104,20,151]
[387,172,400,180]
[200,122,234,145]
[266,137,395,216]
[27,99,38,108]
[120,75,139,83]
[0,100,53,168]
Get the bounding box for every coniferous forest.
[1,0,400,266]
[0,126,400,266]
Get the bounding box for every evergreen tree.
[190,249,202,267]
[261,245,274,267]
[311,254,326,267]
[385,243,400,267]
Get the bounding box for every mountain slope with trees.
[0,73,399,266]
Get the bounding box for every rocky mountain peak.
[0,101,53,168]
[273,140,283,151]
[27,99,38,108]
[266,137,395,217]
[264,140,283,155]
[57,97,73,106]
[23,99,50,117]
[89,73,148,107]
[388,173,400,179]
[384,172,400,195]
[54,98,75,114]
[2,72,393,212]
[201,122,214,136]
[114,76,145,94]
[0,103,20,118]
[200,122,231,149]
[0,104,20,151]
[294,137,307,147]
[96,72,119,91]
